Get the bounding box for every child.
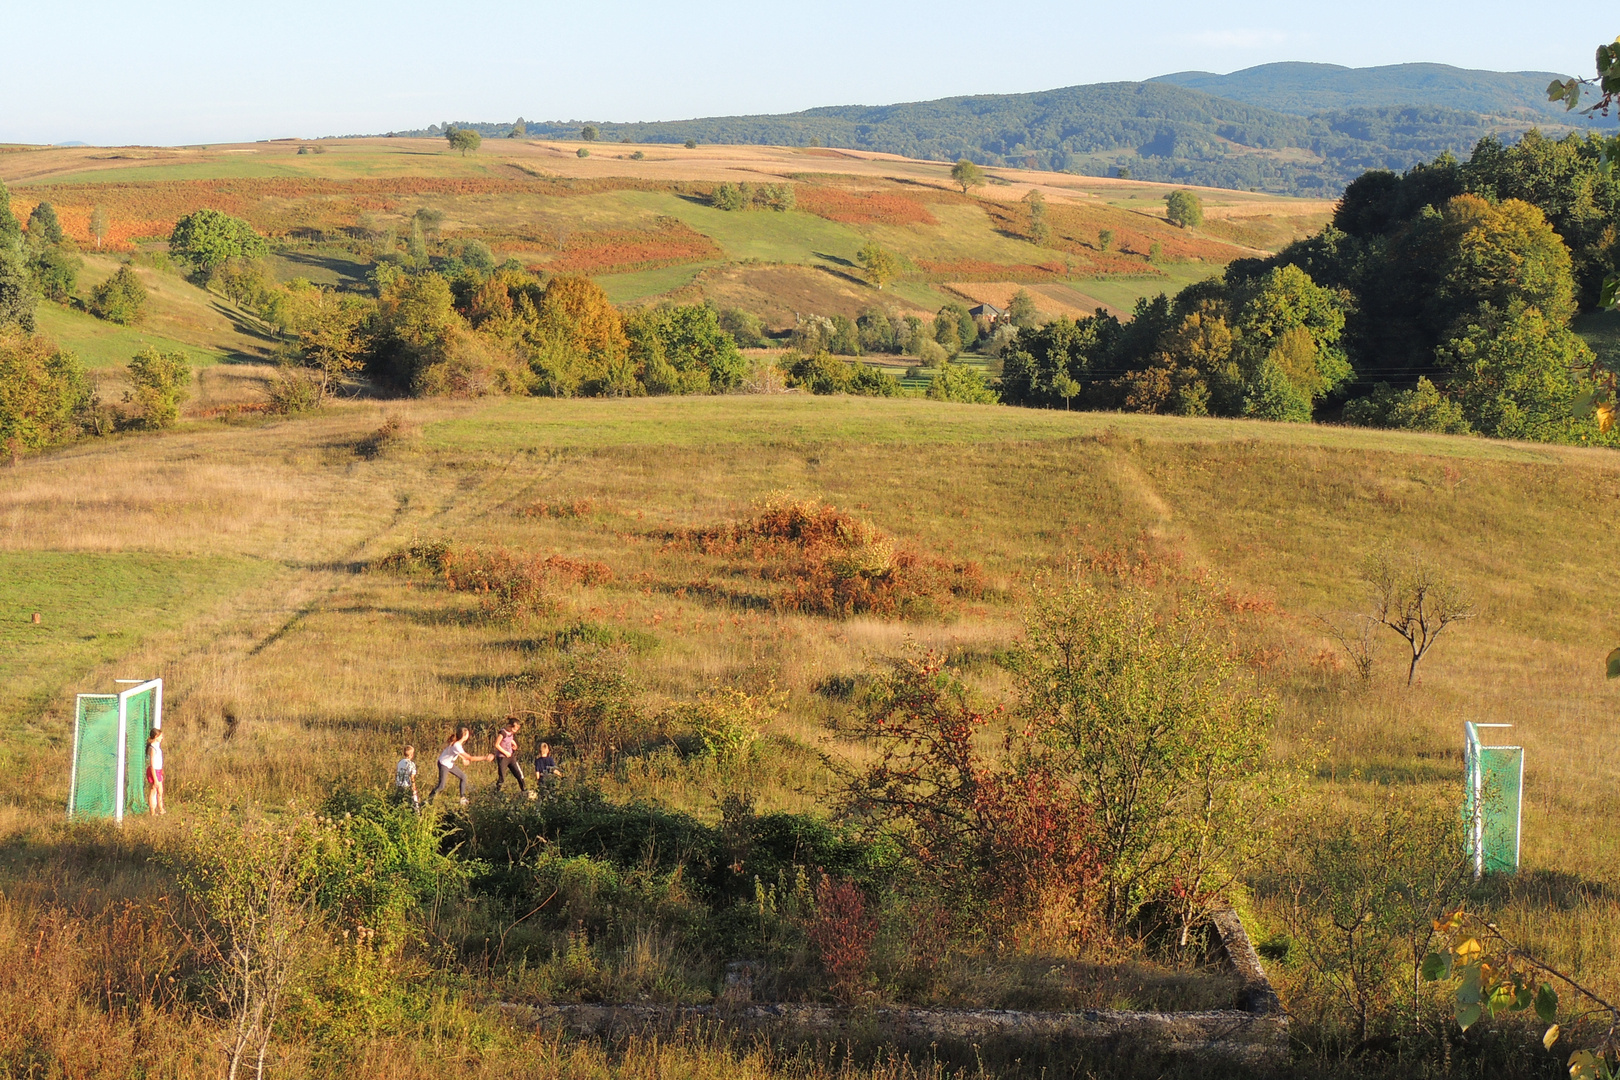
[428,727,492,805]
[533,741,563,788]
[492,718,529,797]
[394,745,420,813]
[145,729,165,816]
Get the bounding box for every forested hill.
[390,65,1613,198]
[1151,62,1608,122]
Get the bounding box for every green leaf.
[1574,387,1600,417]
[1548,79,1570,103]
[1536,983,1559,1024]
[1456,1001,1483,1030]
[1420,952,1448,982]
[1607,647,1620,680]
[1457,968,1483,1006]
[1513,983,1535,1011]
[1569,1049,1600,1080]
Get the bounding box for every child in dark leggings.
[429,727,492,805]
[492,717,528,796]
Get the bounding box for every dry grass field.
[2,395,1618,1074]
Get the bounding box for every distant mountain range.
[371,63,1614,198]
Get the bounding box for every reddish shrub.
[837,652,1102,936]
[807,878,875,1001]
[666,496,983,619]
[374,540,611,616]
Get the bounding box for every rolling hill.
[395,64,1611,198]
[1152,62,1609,122]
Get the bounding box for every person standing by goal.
[145,729,166,815]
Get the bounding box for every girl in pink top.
[492,717,528,796]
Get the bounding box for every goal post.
[1464,722,1523,879]
[68,679,162,822]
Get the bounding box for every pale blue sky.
[0,0,1603,145]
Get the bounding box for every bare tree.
[176,820,320,1080]
[1316,611,1378,684]
[1363,551,1476,685]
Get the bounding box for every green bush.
[1343,377,1471,434]
[0,330,90,452]
[27,247,79,302]
[926,361,999,404]
[783,351,901,396]
[122,346,191,430]
[89,265,148,325]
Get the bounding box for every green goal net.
[1464,722,1523,877]
[68,679,161,822]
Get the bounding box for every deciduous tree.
[168,210,268,273]
[25,202,63,246]
[445,126,482,155]
[951,158,984,195]
[856,242,901,290]
[0,329,90,451]
[1165,189,1203,228]
[89,205,109,250]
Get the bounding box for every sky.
[0,0,1605,145]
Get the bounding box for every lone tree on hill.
[1165,189,1203,228]
[580,124,599,142]
[856,242,901,290]
[445,126,481,155]
[89,206,109,250]
[1363,550,1476,686]
[168,210,267,273]
[951,158,985,195]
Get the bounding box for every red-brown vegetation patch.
[519,498,596,519]
[663,496,984,619]
[8,177,694,251]
[542,220,721,275]
[796,186,937,226]
[375,539,612,617]
[913,258,1081,283]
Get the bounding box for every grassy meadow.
[1,391,1618,1075]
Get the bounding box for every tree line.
[999,131,1619,444]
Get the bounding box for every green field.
[34,302,232,369]
[0,551,272,739]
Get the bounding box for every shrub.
[27,247,79,302]
[266,366,321,414]
[837,652,1102,939]
[550,649,654,759]
[808,878,875,1001]
[122,346,191,430]
[1343,377,1471,434]
[1011,579,1276,933]
[926,361,999,404]
[683,686,769,769]
[719,307,768,348]
[782,351,901,397]
[89,265,148,325]
[670,495,984,619]
[373,540,610,617]
[0,329,91,452]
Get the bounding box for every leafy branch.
[1424,908,1620,1079]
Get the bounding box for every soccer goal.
[68,679,162,822]
[1464,722,1523,879]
